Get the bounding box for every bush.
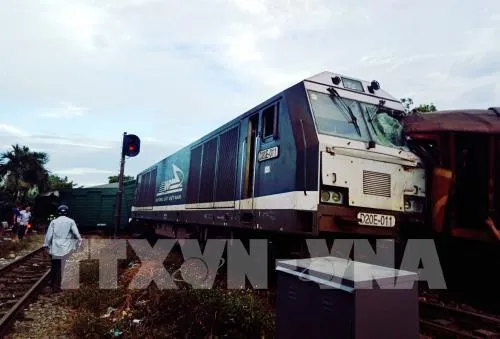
[61,286,125,313]
[72,310,109,338]
[64,253,276,338]
[60,261,125,313]
[119,288,275,338]
[0,234,43,258]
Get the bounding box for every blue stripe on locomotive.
[134,81,318,208]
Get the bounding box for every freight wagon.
[131,71,426,240]
[56,180,136,230]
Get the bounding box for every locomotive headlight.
[320,187,346,205]
[321,191,330,202]
[404,195,424,213]
[331,191,342,203]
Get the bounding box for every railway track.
[420,300,500,338]
[0,247,51,337]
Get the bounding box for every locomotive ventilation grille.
[362,170,391,198]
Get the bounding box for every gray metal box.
[276,256,419,339]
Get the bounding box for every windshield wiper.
[362,107,376,149]
[365,106,379,136]
[327,87,361,136]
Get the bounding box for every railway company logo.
[157,164,184,196]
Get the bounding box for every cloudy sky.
[1,0,499,186]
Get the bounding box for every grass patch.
[62,246,276,338]
[61,286,125,313]
[71,310,110,338]
[0,234,43,258]
[119,288,276,338]
[60,260,125,313]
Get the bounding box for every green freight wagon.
[58,180,136,231]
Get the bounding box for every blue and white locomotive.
[131,71,426,239]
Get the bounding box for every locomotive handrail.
[251,131,260,207]
[300,119,308,195]
[239,138,246,211]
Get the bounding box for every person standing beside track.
[43,204,83,293]
[9,202,21,238]
[17,205,31,240]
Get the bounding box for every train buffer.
[275,256,419,339]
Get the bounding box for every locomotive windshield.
[307,90,407,149]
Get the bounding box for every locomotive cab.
[301,72,426,236]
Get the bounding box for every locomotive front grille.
[362,170,391,197]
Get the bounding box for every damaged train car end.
[403,107,500,243]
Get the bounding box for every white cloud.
[223,23,264,63]
[0,128,181,187]
[53,167,114,176]
[1,132,112,150]
[40,1,133,53]
[0,124,30,137]
[40,101,88,118]
[32,137,111,149]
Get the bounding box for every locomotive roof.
[402,108,500,134]
[304,71,401,103]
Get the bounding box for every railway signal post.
[114,132,140,238]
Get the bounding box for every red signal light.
[122,134,140,157]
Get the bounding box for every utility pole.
[114,132,126,239]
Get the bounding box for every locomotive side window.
[262,103,279,140]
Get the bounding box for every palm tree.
[0,144,49,202]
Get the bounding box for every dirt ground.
[0,232,45,268]
[5,237,276,338]
[4,235,108,339]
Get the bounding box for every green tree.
[0,144,49,202]
[108,175,134,183]
[416,103,437,112]
[47,174,77,191]
[400,97,414,113]
[401,97,437,114]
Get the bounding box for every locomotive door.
[241,114,260,210]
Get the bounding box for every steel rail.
[0,246,51,337]
[419,300,500,338]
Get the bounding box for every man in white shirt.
[43,204,83,292]
[16,205,31,240]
